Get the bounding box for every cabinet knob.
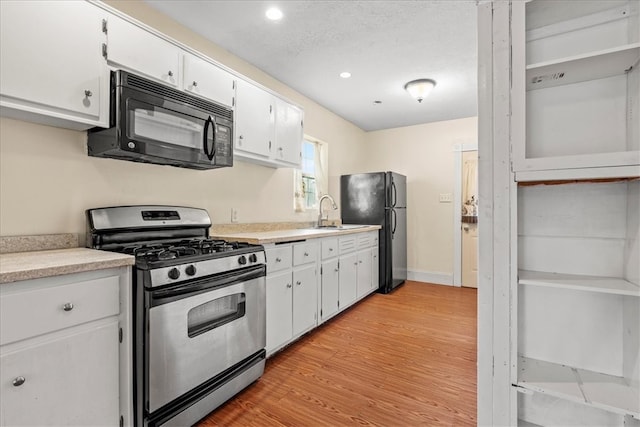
[84,90,92,98]
[354,262,358,266]
[329,248,333,252]
[334,268,339,272]
[192,81,198,87]
[304,252,309,257]
[275,257,282,262]
[168,70,174,77]
[296,280,302,286]
[359,260,363,264]
[286,283,292,288]
[62,302,74,312]
[12,376,25,387]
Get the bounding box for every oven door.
[146,266,265,414]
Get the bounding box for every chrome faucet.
[318,194,338,227]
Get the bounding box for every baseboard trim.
[407,270,454,286]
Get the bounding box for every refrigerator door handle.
[391,208,397,237]
[391,181,397,207]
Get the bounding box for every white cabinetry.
[320,238,340,322]
[235,79,303,168]
[337,232,379,310]
[0,268,132,426]
[265,241,318,355]
[106,13,181,87]
[478,2,640,426]
[183,54,236,108]
[0,0,109,130]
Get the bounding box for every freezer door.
[387,172,407,208]
[340,172,386,224]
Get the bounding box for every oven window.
[128,102,213,150]
[187,293,246,338]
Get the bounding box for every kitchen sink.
[312,224,370,230]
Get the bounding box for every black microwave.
[88,70,233,170]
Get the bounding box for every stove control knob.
[238,255,247,265]
[185,265,197,276]
[249,254,258,263]
[168,268,180,280]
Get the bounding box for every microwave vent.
[126,73,233,120]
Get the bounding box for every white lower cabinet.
[265,241,318,355]
[0,267,132,426]
[1,321,119,426]
[265,230,379,356]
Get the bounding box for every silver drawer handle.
[12,376,25,387]
[192,81,198,87]
[296,281,301,286]
[84,90,92,97]
[286,283,292,288]
[304,252,309,257]
[359,260,363,264]
[62,302,74,312]
[329,248,333,251]
[168,70,174,77]
[275,257,282,262]
[334,268,339,272]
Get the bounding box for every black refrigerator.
[340,171,407,294]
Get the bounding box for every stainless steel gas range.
[86,206,266,427]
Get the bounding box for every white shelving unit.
[477,2,640,426]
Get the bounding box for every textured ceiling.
[144,0,478,132]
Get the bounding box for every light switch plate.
[439,193,453,203]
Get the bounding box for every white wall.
[364,117,478,282]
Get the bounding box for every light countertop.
[0,248,134,284]
[211,225,381,245]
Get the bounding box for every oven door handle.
[150,265,265,307]
[203,115,216,161]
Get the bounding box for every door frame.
[453,143,478,287]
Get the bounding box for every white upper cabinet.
[106,14,181,87]
[512,0,640,181]
[0,0,109,130]
[183,55,236,108]
[274,98,303,166]
[234,79,275,159]
[235,79,303,168]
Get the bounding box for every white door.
[274,98,303,166]
[292,265,317,336]
[183,55,235,108]
[339,253,357,308]
[461,150,478,288]
[234,79,273,158]
[321,259,340,321]
[265,272,292,353]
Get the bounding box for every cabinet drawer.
[293,241,317,266]
[0,276,120,346]
[339,236,357,254]
[321,238,338,260]
[266,246,292,273]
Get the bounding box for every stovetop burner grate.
[120,238,256,264]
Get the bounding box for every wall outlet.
[231,208,238,223]
[439,193,453,203]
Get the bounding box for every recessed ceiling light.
[265,7,283,21]
[340,72,351,79]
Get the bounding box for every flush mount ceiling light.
[404,79,436,103]
[265,7,283,21]
[340,71,351,79]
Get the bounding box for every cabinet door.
[107,14,181,87]
[0,321,119,426]
[293,265,317,336]
[339,253,357,309]
[274,98,303,166]
[0,1,106,126]
[234,79,273,158]
[183,55,235,108]
[371,247,379,293]
[356,250,372,299]
[321,259,340,321]
[265,272,292,353]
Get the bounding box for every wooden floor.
[198,281,477,426]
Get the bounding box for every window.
[294,138,327,212]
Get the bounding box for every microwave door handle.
[203,116,216,161]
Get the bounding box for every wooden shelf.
[516,356,640,418]
[515,165,640,182]
[519,270,640,297]
[526,43,640,91]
